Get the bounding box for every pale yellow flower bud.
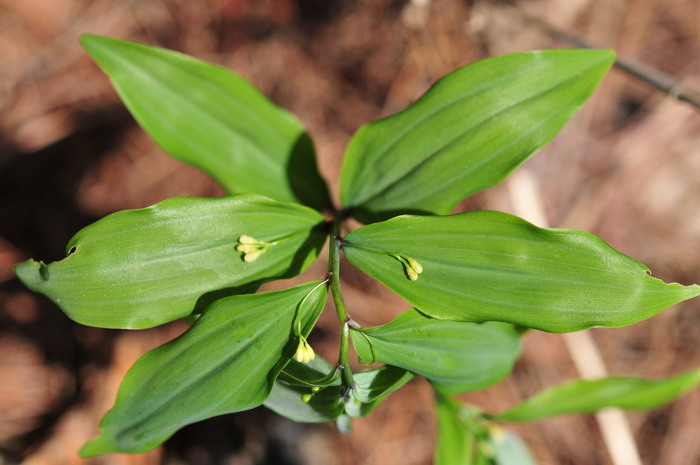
[392,254,423,281]
[306,348,316,362]
[295,344,305,363]
[243,250,262,262]
[406,266,419,281]
[295,338,315,363]
[407,257,423,274]
[236,244,259,254]
[238,235,258,244]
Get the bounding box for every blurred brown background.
[1,0,699,464]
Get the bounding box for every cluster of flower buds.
[236,235,272,262]
[295,336,315,363]
[301,386,321,403]
[392,254,423,281]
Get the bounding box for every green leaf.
[276,355,341,388]
[435,394,537,465]
[435,394,478,465]
[350,309,521,394]
[494,368,700,422]
[79,281,328,456]
[345,365,414,418]
[489,428,537,465]
[340,49,615,223]
[343,211,700,333]
[15,194,327,329]
[266,359,413,422]
[80,34,331,210]
[265,357,346,423]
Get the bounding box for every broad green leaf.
[80,34,331,210]
[435,394,477,465]
[80,281,327,456]
[15,194,327,329]
[265,357,346,423]
[350,309,521,394]
[345,365,414,418]
[343,211,700,333]
[495,368,700,422]
[340,49,615,223]
[489,428,537,465]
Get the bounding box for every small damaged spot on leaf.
[68,246,77,256]
[39,263,50,281]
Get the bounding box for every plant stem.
[328,214,356,393]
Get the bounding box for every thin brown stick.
[508,169,645,465]
[499,0,700,110]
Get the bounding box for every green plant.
[15,35,700,462]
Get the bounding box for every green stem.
[328,214,356,394]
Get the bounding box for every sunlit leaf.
[494,368,700,422]
[15,195,327,329]
[350,309,520,394]
[79,281,327,456]
[81,34,331,210]
[343,211,700,332]
[340,49,615,223]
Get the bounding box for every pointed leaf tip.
[79,34,330,209]
[14,259,42,286]
[340,49,616,223]
[343,211,699,332]
[82,282,328,454]
[17,195,327,329]
[495,368,700,422]
[79,436,117,458]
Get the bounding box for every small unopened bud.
[295,345,305,362]
[237,235,273,262]
[407,257,423,274]
[392,254,424,281]
[236,244,259,254]
[295,338,315,363]
[301,393,313,403]
[243,250,262,262]
[238,235,258,244]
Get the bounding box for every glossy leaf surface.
[15,195,327,329]
[350,309,521,394]
[495,368,700,422]
[81,34,331,210]
[80,281,328,456]
[340,49,615,223]
[343,211,700,332]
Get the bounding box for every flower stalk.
[328,213,356,393]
